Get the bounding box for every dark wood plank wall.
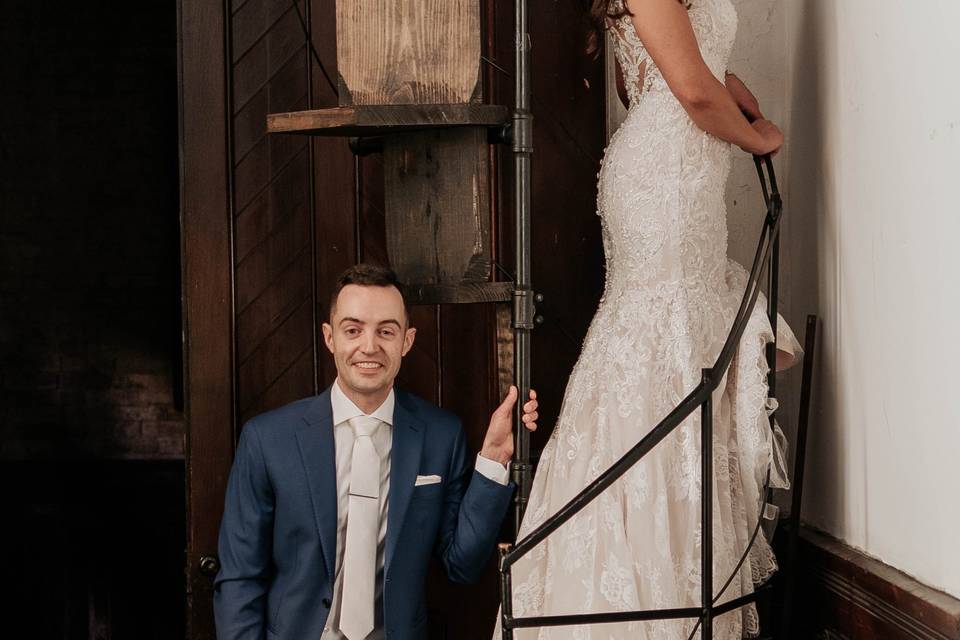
[182,0,607,637]
[420,1,609,637]
[310,0,357,386]
[231,0,316,425]
[491,1,608,459]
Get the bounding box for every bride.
[499,0,801,637]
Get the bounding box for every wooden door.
[179,0,606,638]
[180,1,354,637]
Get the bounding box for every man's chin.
[343,376,390,395]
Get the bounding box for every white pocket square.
[414,474,442,486]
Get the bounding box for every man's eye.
[379,330,395,337]
[345,328,360,336]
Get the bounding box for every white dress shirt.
[321,380,509,639]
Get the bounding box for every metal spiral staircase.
[498,151,818,640]
[497,2,819,637]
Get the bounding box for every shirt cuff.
[474,453,510,486]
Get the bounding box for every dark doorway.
[0,0,185,637]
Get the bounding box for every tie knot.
[348,415,381,438]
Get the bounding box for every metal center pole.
[701,369,714,640]
[512,0,534,538]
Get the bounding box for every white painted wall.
[783,0,960,598]
[604,0,960,598]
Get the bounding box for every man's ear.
[321,322,335,354]
[401,327,417,357]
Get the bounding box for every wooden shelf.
[267,104,509,137]
[405,282,513,305]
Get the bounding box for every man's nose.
[359,332,378,353]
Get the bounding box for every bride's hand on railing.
[744,119,783,157]
[724,71,763,122]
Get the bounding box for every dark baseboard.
[790,527,960,639]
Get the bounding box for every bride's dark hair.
[582,0,628,57]
[581,0,689,57]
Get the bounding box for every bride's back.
[606,0,738,108]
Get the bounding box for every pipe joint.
[513,288,538,330]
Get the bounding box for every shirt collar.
[330,379,395,427]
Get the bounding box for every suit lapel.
[385,390,424,573]
[294,389,338,582]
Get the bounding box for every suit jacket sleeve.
[213,421,274,640]
[434,420,514,584]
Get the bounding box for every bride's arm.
[624,0,781,155]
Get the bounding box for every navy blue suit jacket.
[213,386,514,640]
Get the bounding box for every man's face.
[322,284,416,405]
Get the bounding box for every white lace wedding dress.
[498,0,802,638]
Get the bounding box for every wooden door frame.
[179,1,234,638]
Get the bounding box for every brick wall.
[0,0,183,459]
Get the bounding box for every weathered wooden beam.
[336,0,482,106]
[405,282,513,305]
[267,103,508,136]
[383,127,491,287]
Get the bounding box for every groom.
[214,263,538,640]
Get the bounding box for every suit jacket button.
[322,598,331,608]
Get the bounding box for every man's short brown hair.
[328,263,411,324]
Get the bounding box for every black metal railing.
[499,154,786,640]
